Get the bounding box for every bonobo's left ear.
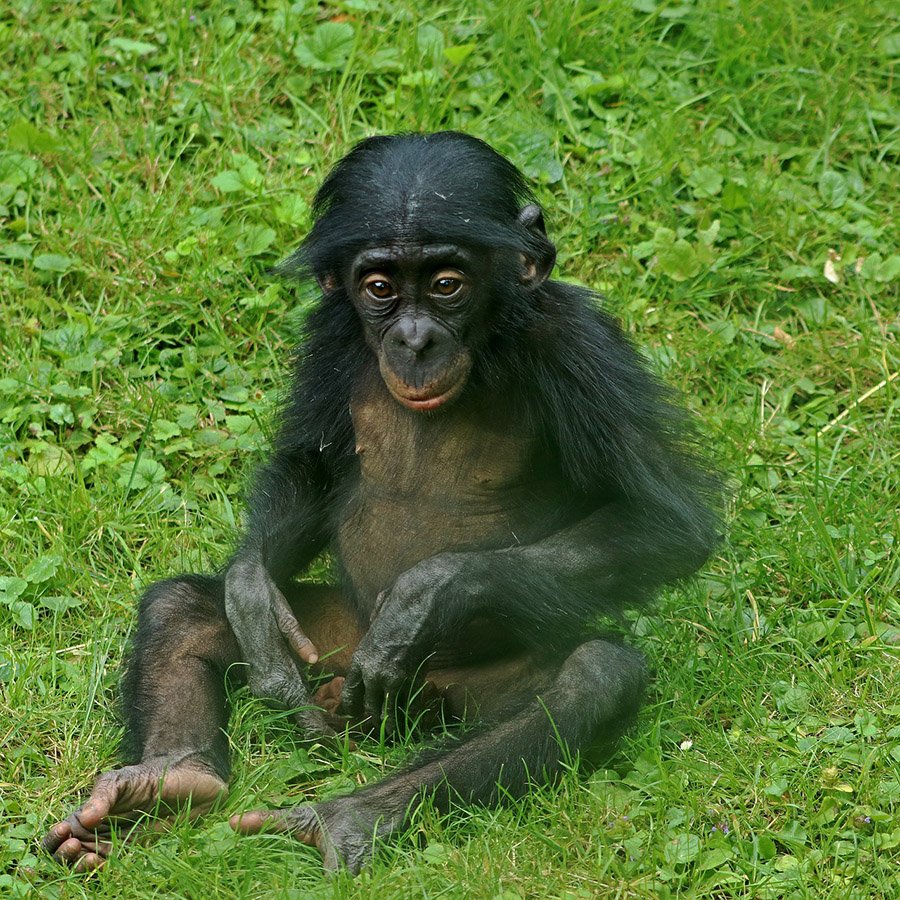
[517,204,557,287]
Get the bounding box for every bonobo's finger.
[42,821,72,854]
[293,704,338,742]
[230,809,278,834]
[230,807,319,845]
[272,592,319,664]
[372,590,388,617]
[53,837,87,864]
[74,852,105,873]
[342,666,364,715]
[363,677,385,723]
[76,773,120,828]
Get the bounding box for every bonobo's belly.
[335,381,569,619]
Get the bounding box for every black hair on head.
[284,132,545,280]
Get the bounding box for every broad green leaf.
[417,24,444,62]
[225,415,255,435]
[422,842,450,864]
[8,120,61,153]
[236,225,276,256]
[444,44,476,66]
[657,239,701,281]
[237,158,262,187]
[83,436,125,472]
[39,596,83,611]
[776,822,808,847]
[273,195,309,227]
[219,386,250,404]
[664,833,701,864]
[757,834,777,859]
[821,725,854,744]
[29,445,75,475]
[818,171,848,209]
[505,132,564,184]
[22,554,62,584]
[119,457,166,491]
[697,219,721,246]
[697,847,732,870]
[10,600,35,629]
[34,253,76,273]
[294,22,354,71]
[721,181,749,210]
[211,170,244,193]
[652,227,677,248]
[860,253,900,283]
[709,319,737,344]
[712,127,736,147]
[688,166,723,199]
[0,577,28,602]
[107,37,157,56]
[152,420,181,441]
[0,242,33,260]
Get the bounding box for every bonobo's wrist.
[430,548,508,604]
[225,554,269,590]
[223,557,270,626]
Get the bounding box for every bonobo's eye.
[430,269,466,301]
[362,273,397,304]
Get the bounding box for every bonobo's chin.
[380,359,471,413]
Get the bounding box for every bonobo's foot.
[43,756,227,871]
[232,794,395,875]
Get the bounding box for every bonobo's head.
[291,132,557,412]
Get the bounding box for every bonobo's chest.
[336,379,566,611]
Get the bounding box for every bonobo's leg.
[43,577,363,871]
[42,576,236,870]
[234,639,647,873]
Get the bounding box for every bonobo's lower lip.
[391,373,467,412]
[396,385,460,411]
[381,356,472,413]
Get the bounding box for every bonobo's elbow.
[673,510,721,579]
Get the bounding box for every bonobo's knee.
[560,640,648,713]
[136,575,226,637]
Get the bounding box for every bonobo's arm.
[224,449,333,733]
[343,498,718,720]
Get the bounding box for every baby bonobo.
[43,132,721,874]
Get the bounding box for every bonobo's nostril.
[394,317,438,355]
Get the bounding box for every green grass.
[1,0,898,896]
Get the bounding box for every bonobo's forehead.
[352,243,476,276]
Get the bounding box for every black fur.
[113,132,722,874]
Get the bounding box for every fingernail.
[308,653,319,664]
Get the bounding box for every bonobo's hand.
[343,553,473,725]
[224,557,332,737]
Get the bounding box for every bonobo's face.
[346,243,483,412]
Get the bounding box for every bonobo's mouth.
[380,355,472,412]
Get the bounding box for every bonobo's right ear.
[317,273,337,293]
[517,204,557,287]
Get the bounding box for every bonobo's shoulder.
[534,281,630,355]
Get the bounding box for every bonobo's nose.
[391,315,440,357]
